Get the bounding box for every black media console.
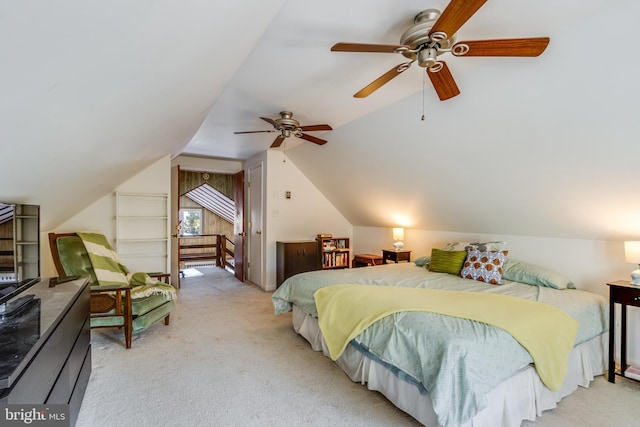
[0,276,91,426]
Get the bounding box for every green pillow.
[428,248,467,275]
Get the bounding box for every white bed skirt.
[292,306,607,427]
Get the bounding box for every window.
[179,208,203,235]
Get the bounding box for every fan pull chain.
[282,140,286,162]
[421,71,426,121]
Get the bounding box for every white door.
[248,163,263,287]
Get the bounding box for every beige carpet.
[77,267,640,427]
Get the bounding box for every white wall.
[354,226,630,296]
[171,154,243,174]
[43,155,172,277]
[354,225,640,365]
[248,150,352,291]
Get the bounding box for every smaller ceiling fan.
[234,111,332,148]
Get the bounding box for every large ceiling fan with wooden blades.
[234,111,332,148]
[331,0,550,101]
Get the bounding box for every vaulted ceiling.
[2,0,639,240]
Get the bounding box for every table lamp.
[624,241,640,285]
[392,227,404,251]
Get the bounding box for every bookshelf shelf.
[115,192,169,274]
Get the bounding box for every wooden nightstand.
[382,249,412,264]
[353,254,383,268]
[607,280,640,383]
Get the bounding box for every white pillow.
[441,241,507,252]
[502,259,575,289]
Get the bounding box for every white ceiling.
[3,0,640,240]
[183,0,620,159]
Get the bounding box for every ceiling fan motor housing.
[236,111,331,146]
[399,9,455,64]
[276,111,300,130]
[418,49,438,68]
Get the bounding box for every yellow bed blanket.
[314,284,578,391]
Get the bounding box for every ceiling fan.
[234,111,332,148]
[331,0,550,101]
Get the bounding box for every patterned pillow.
[460,250,508,285]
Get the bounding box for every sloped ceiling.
[2,0,639,241]
[0,0,286,230]
[184,0,640,240]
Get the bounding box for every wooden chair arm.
[90,284,131,292]
[89,285,131,316]
[147,272,171,284]
[89,284,133,349]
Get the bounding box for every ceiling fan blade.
[233,130,275,134]
[298,133,327,145]
[270,135,285,148]
[331,42,409,53]
[429,0,487,40]
[452,37,550,57]
[426,62,460,101]
[260,116,281,129]
[299,124,333,132]
[354,62,412,98]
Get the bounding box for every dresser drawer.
[616,287,640,307]
[47,316,90,404]
[382,249,411,264]
[383,251,395,262]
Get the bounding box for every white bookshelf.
[115,192,169,273]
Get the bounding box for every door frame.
[170,165,246,285]
[233,170,245,282]
[170,165,181,288]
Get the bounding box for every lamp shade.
[392,228,404,241]
[625,241,640,264]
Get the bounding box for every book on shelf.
[322,252,349,268]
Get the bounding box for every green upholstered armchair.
[48,232,176,348]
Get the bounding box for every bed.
[272,254,608,427]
